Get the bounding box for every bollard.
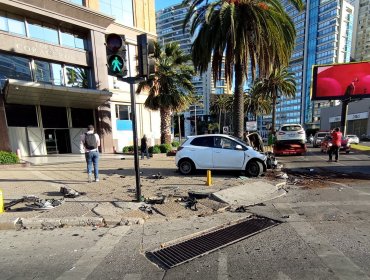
[206,170,212,186]
[0,189,4,213]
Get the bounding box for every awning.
[3,79,112,109]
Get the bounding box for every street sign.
[246,121,257,131]
[223,126,229,134]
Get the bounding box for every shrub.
[122,146,134,153]
[150,145,161,154]
[171,141,180,148]
[159,143,172,153]
[0,151,20,164]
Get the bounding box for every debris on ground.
[276,173,289,179]
[139,205,153,214]
[235,206,248,212]
[145,196,167,204]
[60,186,85,198]
[4,195,39,210]
[183,197,198,211]
[238,176,250,180]
[148,172,165,179]
[26,198,64,210]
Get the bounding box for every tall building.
[351,0,370,61]
[156,3,228,136]
[0,0,159,156]
[270,0,355,130]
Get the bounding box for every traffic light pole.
[121,77,145,202]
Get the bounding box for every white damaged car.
[175,134,267,177]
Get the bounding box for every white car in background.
[276,124,306,143]
[346,134,359,144]
[175,134,267,177]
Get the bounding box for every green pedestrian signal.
[105,33,127,77]
[108,55,124,74]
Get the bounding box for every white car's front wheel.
[246,160,263,177]
[178,159,195,175]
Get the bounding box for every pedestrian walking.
[328,127,342,162]
[80,125,100,182]
[141,134,150,159]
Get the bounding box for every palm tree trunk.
[160,107,172,144]
[178,114,182,143]
[233,61,245,139]
[218,110,221,133]
[271,89,277,133]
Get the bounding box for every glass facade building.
[269,0,355,130]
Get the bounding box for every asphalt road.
[1,150,370,280]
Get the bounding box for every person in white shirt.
[80,125,100,182]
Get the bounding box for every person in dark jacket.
[140,134,150,159]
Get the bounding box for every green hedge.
[0,151,20,164]
[159,144,172,153]
[171,141,180,147]
[149,145,161,154]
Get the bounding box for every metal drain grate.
[146,216,280,269]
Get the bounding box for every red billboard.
[311,62,370,100]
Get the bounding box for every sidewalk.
[0,154,285,230]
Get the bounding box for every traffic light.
[137,34,156,79]
[105,33,127,77]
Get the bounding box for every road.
[1,150,370,280]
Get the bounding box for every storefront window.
[5,104,38,127]
[41,106,68,128]
[71,108,94,128]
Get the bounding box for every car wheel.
[346,150,350,154]
[246,160,263,177]
[178,159,195,175]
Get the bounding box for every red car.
[320,135,351,154]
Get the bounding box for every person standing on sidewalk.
[328,127,342,162]
[140,134,150,159]
[80,125,100,182]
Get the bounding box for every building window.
[7,14,26,36]
[28,21,59,44]
[116,104,131,120]
[98,0,133,27]
[0,11,7,31]
[41,106,68,128]
[34,60,52,84]
[0,53,32,83]
[60,29,86,50]
[65,66,89,88]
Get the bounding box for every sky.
[155,0,183,11]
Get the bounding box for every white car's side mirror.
[235,144,243,150]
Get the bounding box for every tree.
[136,42,195,144]
[254,67,297,132]
[210,94,233,132]
[183,0,303,139]
[244,83,272,119]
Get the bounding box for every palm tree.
[254,67,297,132]
[244,83,272,119]
[210,94,233,133]
[136,42,194,144]
[183,0,303,139]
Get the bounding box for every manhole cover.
[146,216,280,269]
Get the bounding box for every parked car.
[313,131,330,147]
[346,134,359,144]
[276,124,306,143]
[320,135,351,153]
[175,134,267,177]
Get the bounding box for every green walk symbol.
[112,57,122,72]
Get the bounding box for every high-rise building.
[0,0,159,155]
[351,0,370,61]
[156,3,228,136]
[270,0,355,130]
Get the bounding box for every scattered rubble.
[60,187,85,198]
